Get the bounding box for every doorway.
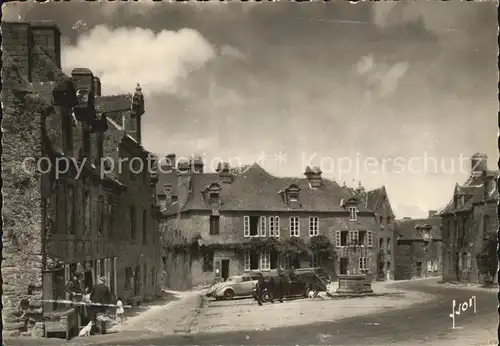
[416,262,422,277]
[221,259,230,281]
[340,257,348,275]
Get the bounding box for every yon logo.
[449,296,477,329]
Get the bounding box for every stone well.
[336,274,374,294]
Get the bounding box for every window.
[203,249,214,272]
[359,257,369,270]
[82,129,90,158]
[309,253,320,267]
[367,231,373,247]
[130,206,136,240]
[269,216,280,237]
[349,230,359,244]
[427,261,433,272]
[290,217,300,237]
[379,238,384,251]
[358,230,367,245]
[125,267,133,290]
[98,196,104,237]
[260,251,271,270]
[386,238,391,252]
[379,216,383,225]
[386,216,392,225]
[210,215,220,235]
[336,230,349,247]
[108,202,114,239]
[349,207,358,221]
[244,251,259,271]
[83,191,91,235]
[309,217,319,236]
[244,216,259,237]
[142,210,147,244]
[67,186,74,234]
[259,216,267,237]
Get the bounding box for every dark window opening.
[249,216,259,236]
[82,129,91,158]
[250,250,259,270]
[210,215,220,235]
[340,231,349,246]
[203,249,214,272]
[270,251,278,269]
[125,267,133,290]
[130,206,136,240]
[359,230,367,245]
[142,210,147,244]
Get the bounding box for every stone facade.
[394,214,443,280]
[158,161,381,288]
[2,20,160,337]
[440,153,498,283]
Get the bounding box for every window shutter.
[276,216,280,237]
[244,216,250,237]
[244,251,250,271]
[336,231,341,247]
[367,231,373,247]
[260,216,267,237]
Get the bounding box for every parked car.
[207,272,263,300]
[252,267,331,302]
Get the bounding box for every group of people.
[65,273,125,334]
[254,267,297,306]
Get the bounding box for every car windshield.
[226,277,241,283]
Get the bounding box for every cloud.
[220,45,246,60]
[62,25,216,96]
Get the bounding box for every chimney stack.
[471,153,488,177]
[2,22,33,81]
[93,77,101,97]
[71,68,94,96]
[160,154,176,173]
[31,20,61,69]
[304,166,323,188]
[428,210,437,218]
[218,162,233,184]
[192,156,204,174]
[164,184,172,206]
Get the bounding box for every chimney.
[160,154,176,173]
[164,184,172,206]
[2,22,33,81]
[471,153,487,177]
[428,210,437,218]
[192,156,204,174]
[219,162,234,184]
[177,158,190,173]
[304,166,323,188]
[71,68,94,96]
[127,83,145,144]
[93,77,101,97]
[30,20,61,68]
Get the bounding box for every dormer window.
[280,184,301,207]
[202,182,222,208]
[349,207,358,221]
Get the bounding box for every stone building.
[440,153,498,283]
[2,20,160,337]
[343,184,396,280]
[157,159,381,288]
[393,213,442,280]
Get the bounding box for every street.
[8,278,492,346]
[98,279,497,346]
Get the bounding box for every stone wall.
[442,200,497,283]
[394,240,442,280]
[2,83,46,336]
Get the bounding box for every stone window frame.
[289,216,300,237]
[308,216,319,236]
[268,216,280,237]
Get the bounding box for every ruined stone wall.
[2,86,46,336]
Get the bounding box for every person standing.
[115,297,124,323]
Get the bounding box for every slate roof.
[158,163,373,214]
[440,171,498,215]
[395,216,442,241]
[341,184,395,216]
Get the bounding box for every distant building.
[394,213,442,280]
[2,20,160,337]
[440,153,498,283]
[158,161,381,288]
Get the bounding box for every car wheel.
[261,291,272,302]
[223,289,235,300]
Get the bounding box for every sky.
[3,1,498,218]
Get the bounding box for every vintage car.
[206,272,263,300]
[252,267,331,302]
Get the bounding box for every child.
[115,297,124,323]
